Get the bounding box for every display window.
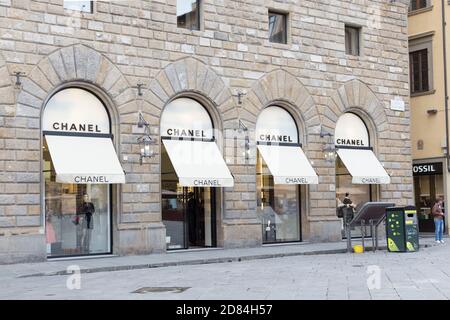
[413,162,445,232]
[334,113,389,238]
[42,88,124,257]
[255,106,318,243]
[256,151,301,243]
[160,98,231,250]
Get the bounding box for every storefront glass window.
[413,163,445,233]
[161,143,215,249]
[44,139,111,257]
[336,157,371,207]
[43,88,113,257]
[336,156,371,238]
[256,150,301,243]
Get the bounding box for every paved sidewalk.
[0,236,440,280]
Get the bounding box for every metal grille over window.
[268,12,287,44]
[177,0,200,30]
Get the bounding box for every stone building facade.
[0,0,412,263]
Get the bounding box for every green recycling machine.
[386,206,419,252]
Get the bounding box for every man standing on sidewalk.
[432,197,445,244]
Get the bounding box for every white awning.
[337,148,390,184]
[162,139,234,187]
[45,135,125,184]
[257,144,318,185]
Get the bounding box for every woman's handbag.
[72,214,80,225]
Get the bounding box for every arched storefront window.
[42,88,125,258]
[255,106,318,243]
[160,98,233,250]
[334,112,390,238]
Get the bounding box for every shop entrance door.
[184,187,216,248]
[161,143,218,250]
[414,171,445,233]
[162,184,216,250]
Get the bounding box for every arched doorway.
[255,106,318,243]
[334,112,390,237]
[42,87,125,258]
[160,98,233,250]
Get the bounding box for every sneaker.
[440,240,445,244]
[436,240,441,244]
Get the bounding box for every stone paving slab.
[0,240,449,300]
[0,236,441,280]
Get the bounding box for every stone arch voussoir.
[326,79,388,135]
[246,69,320,136]
[16,44,136,125]
[0,52,14,115]
[143,57,234,128]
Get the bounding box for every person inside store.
[76,194,95,253]
[432,197,445,244]
[342,193,354,206]
[187,192,197,245]
[341,192,356,224]
[336,197,345,231]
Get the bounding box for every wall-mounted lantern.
[320,125,336,162]
[238,120,250,161]
[137,112,155,165]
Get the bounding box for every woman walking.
[432,198,445,244]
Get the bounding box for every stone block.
[0,234,46,264]
[115,223,166,255]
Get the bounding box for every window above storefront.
[268,11,288,44]
[63,0,93,13]
[177,0,200,30]
[409,0,432,13]
[409,34,434,96]
[345,25,361,56]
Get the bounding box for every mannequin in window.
[187,192,196,245]
[79,193,95,253]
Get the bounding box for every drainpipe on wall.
[442,0,450,172]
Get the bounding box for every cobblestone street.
[1,241,449,300]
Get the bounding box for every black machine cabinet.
[386,206,419,252]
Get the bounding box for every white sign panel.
[390,98,405,112]
[160,98,214,139]
[43,88,110,134]
[334,113,369,148]
[256,106,298,144]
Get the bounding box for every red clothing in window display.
[46,221,57,244]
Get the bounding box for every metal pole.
[361,220,365,252]
[370,219,375,252]
[375,223,379,251]
[441,0,450,174]
[347,221,352,253]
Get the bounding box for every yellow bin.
[353,245,364,253]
